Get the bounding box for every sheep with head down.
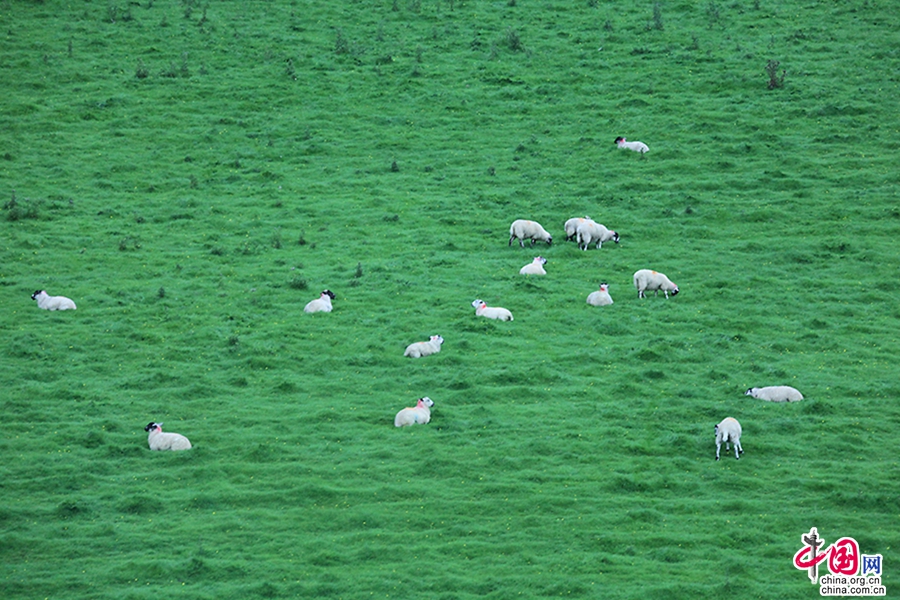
[715,417,743,460]
[509,219,552,248]
[576,220,619,251]
[564,216,592,242]
[633,269,679,299]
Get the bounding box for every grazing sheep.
[144,422,192,451]
[745,386,804,402]
[31,290,76,311]
[519,256,548,275]
[404,335,444,358]
[633,269,679,298]
[576,220,620,251]
[564,216,593,241]
[472,299,513,321]
[509,219,553,248]
[304,289,335,313]
[715,417,743,460]
[615,136,649,155]
[394,397,434,427]
[586,283,614,306]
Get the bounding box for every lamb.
[745,386,804,402]
[144,422,192,451]
[472,299,513,321]
[304,289,335,313]
[633,269,679,298]
[509,219,552,248]
[576,220,620,251]
[586,283,613,306]
[31,290,76,311]
[404,335,444,358]
[564,216,593,241]
[519,256,547,275]
[715,417,743,460]
[615,136,649,155]
[394,397,434,427]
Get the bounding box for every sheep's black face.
[671,288,679,296]
[323,290,335,299]
[31,290,43,300]
[144,422,160,432]
[613,232,620,243]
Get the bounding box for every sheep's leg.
[509,236,514,246]
[715,441,721,461]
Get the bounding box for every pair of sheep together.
[714,386,805,460]
[512,218,620,252]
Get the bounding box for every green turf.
[1,1,898,598]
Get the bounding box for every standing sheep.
[394,397,435,427]
[615,136,650,155]
[144,422,192,451]
[509,219,553,248]
[519,256,548,275]
[576,221,620,251]
[472,299,513,321]
[564,216,593,242]
[586,283,613,306]
[304,289,335,313]
[31,290,76,311]
[633,269,679,298]
[745,386,804,402]
[715,417,743,460]
[404,335,444,358]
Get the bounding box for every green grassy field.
[2,1,898,598]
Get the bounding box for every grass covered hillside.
[1,1,898,598]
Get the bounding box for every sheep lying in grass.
[519,256,547,275]
[564,216,592,241]
[394,397,434,427]
[304,289,335,313]
[715,417,743,461]
[472,299,513,321]
[404,335,444,358]
[615,136,649,155]
[144,422,192,451]
[576,220,620,251]
[586,283,613,306]
[31,290,76,311]
[745,386,804,402]
[509,219,552,247]
[633,269,679,298]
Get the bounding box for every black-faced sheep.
[745,386,803,402]
[615,136,649,155]
[472,299,513,321]
[144,422,192,451]
[509,219,552,248]
[31,290,76,311]
[304,289,335,313]
[633,269,679,298]
[586,283,613,306]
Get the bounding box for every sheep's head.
[31,290,46,300]
[536,257,547,265]
[614,136,626,145]
[599,283,609,292]
[670,286,680,296]
[744,388,757,397]
[612,232,620,243]
[419,397,434,408]
[144,422,163,432]
[430,335,444,345]
[322,290,335,299]
[472,299,483,309]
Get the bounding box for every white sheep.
[394,397,434,427]
[404,335,444,358]
[472,299,513,321]
[509,219,553,248]
[615,136,649,155]
[715,417,743,460]
[564,216,593,241]
[31,290,76,311]
[576,220,620,251]
[519,256,547,275]
[144,422,192,451]
[745,386,804,402]
[586,283,613,306]
[633,269,679,298]
[304,289,335,313]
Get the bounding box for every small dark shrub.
[506,28,523,51]
[766,59,786,89]
[390,160,399,172]
[157,287,165,299]
[135,59,149,78]
[285,58,297,80]
[297,233,307,245]
[652,2,664,30]
[354,262,363,278]
[289,277,308,290]
[334,29,349,55]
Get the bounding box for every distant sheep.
[564,216,592,241]
[745,386,803,402]
[394,397,434,427]
[472,299,513,321]
[615,136,649,155]
[144,422,192,451]
[31,290,76,311]
[304,289,335,313]
[404,335,444,358]
[586,283,613,306]
[576,220,619,251]
[519,256,547,275]
[715,417,743,460]
[509,219,552,248]
[633,269,679,298]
